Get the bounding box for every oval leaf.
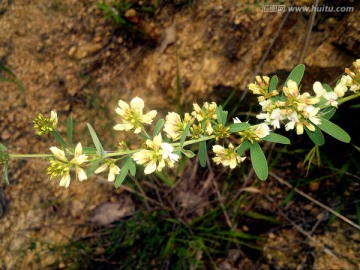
[269,75,278,92]
[128,157,136,177]
[250,142,268,180]
[237,141,251,156]
[305,126,325,146]
[321,107,336,120]
[229,123,251,133]
[180,122,191,148]
[322,83,333,92]
[262,133,290,144]
[182,149,196,158]
[285,64,305,86]
[153,119,165,137]
[318,118,351,143]
[115,159,129,188]
[199,141,207,167]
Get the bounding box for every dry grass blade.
[269,171,360,231]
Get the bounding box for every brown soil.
[0,0,359,269]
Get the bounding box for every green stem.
[104,135,216,158]
[337,92,360,106]
[9,154,53,159]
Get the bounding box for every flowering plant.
[1,60,360,188]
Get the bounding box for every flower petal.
[77,167,88,181]
[144,161,157,174]
[74,143,83,157]
[50,147,68,162]
[59,173,71,188]
[94,163,109,174]
[130,97,144,111]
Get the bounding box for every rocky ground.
[0,0,359,269]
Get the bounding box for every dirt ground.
[0,0,359,269]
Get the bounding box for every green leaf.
[66,116,73,145]
[221,111,228,126]
[199,141,207,167]
[87,123,105,157]
[349,103,360,109]
[0,143,7,152]
[128,157,136,177]
[262,133,290,144]
[229,122,251,133]
[181,149,196,158]
[180,122,191,148]
[215,106,227,125]
[138,133,150,140]
[115,159,129,188]
[322,83,333,92]
[250,142,268,180]
[246,211,280,224]
[269,75,278,92]
[153,119,165,137]
[216,106,223,125]
[4,160,9,185]
[86,159,101,177]
[305,126,325,146]
[82,147,97,155]
[318,118,351,143]
[52,130,68,148]
[285,64,305,86]
[237,141,251,156]
[321,107,336,120]
[0,62,16,77]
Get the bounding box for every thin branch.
[298,0,319,63]
[240,3,293,102]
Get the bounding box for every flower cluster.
[212,143,246,169]
[335,60,360,96]
[192,102,217,135]
[35,59,360,188]
[33,111,58,135]
[248,76,279,101]
[163,112,193,141]
[132,134,179,174]
[163,102,220,141]
[113,97,157,134]
[94,160,120,182]
[253,79,323,135]
[47,143,88,188]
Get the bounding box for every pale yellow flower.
[47,142,88,188]
[164,112,193,141]
[254,123,270,139]
[313,81,338,107]
[334,76,351,97]
[59,173,71,188]
[114,97,157,134]
[191,102,217,135]
[33,110,58,135]
[132,134,179,174]
[95,162,121,182]
[192,102,217,122]
[212,143,245,169]
[248,76,270,95]
[283,80,299,98]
